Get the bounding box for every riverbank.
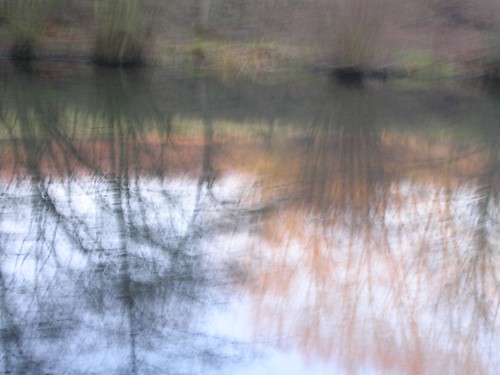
[0,39,489,83]
[0,0,499,81]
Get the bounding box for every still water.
[0,64,499,374]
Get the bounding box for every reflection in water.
[0,72,247,374]
[244,83,500,374]
[0,66,499,374]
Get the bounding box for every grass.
[395,51,459,78]
[155,40,311,79]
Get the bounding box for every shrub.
[3,0,54,60]
[93,0,155,67]
[481,1,500,78]
[319,0,384,71]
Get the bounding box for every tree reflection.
[303,83,387,228]
[0,71,245,374]
[244,82,500,374]
[2,68,500,374]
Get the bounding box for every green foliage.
[93,0,154,66]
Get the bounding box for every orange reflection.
[242,118,500,374]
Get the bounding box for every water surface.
[0,65,499,374]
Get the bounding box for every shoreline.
[0,46,493,84]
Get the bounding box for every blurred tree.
[3,0,55,61]
[93,0,161,66]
